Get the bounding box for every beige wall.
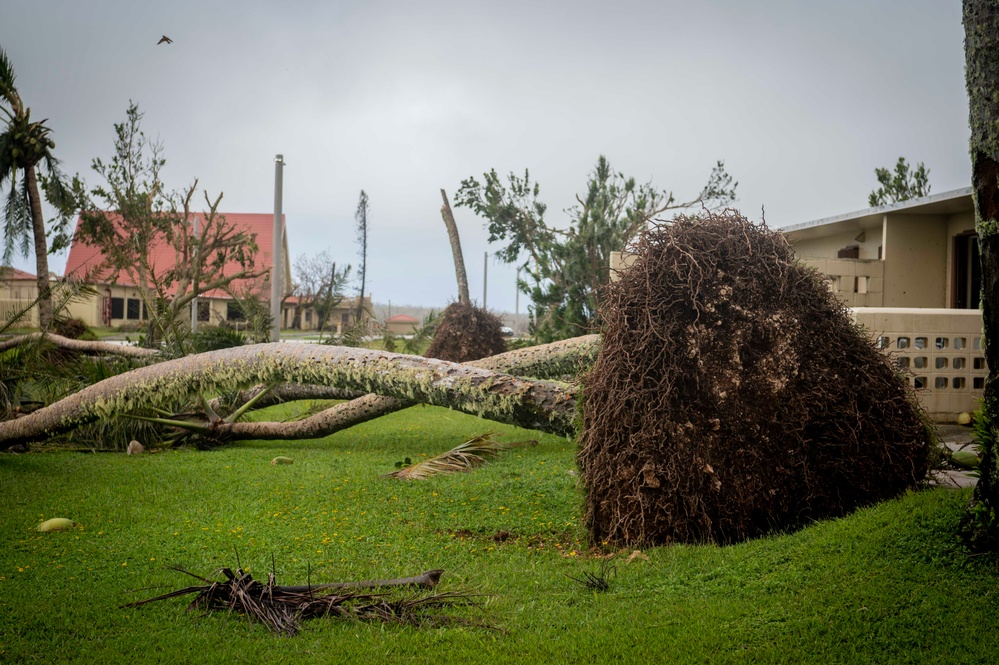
[853,308,986,421]
[882,215,948,308]
[787,225,884,261]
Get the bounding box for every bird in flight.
[157,35,173,45]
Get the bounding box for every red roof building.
[60,212,290,328]
[64,212,288,298]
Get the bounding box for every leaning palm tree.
[0,46,75,330]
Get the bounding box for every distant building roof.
[387,314,419,323]
[782,187,973,242]
[63,212,286,298]
[0,267,37,281]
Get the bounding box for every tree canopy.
[868,157,931,207]
[75,103,265,350]
[0,46,76,329]
[455,156,736,342]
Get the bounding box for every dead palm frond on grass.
[123,565,490,636]
[386,432,537,480]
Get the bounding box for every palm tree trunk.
[25,165,52,329]
[0,344,579,449]
[963,0,999,543]
[440,189,470,305]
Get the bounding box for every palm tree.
[0,47,73,330]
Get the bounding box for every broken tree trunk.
[0,344,579,449]
[440,189,470,305]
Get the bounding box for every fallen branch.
[123,566,481,636]
[0,332,159,358]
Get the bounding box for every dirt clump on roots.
[578,211,930,546]
[424,301,507,363]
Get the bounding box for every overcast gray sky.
[2,0,971,314]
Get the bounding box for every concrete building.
[784,187,981,421]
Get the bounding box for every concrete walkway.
[930,423,979,489]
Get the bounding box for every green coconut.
[957,412,973,426]
[951,450,981,470]
[37,518,75,532]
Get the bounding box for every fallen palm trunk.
[0,344,578,449]
[0,332,159,358]
[202,335,600,443]
[123,566,481,636]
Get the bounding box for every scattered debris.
[122,565,490,636]
[626,550,649,563]
[567,560,614,592]
[386,433,536,480]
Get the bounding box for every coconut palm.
[0,46,74,330]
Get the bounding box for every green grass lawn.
[2,405,998,663]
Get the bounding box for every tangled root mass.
[425,302,506,363]
[578,211,929,546]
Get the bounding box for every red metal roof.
[0,267,37,281]
[63,212,285,299]
[387,314,419,323]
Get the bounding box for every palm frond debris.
[122,565,490,636]
[387,432,537,480]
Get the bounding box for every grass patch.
[1,405,998,663]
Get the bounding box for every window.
[914,337,927,349]
[897,337,910,349]
[226,302,245,321]
[935,358,948,370]
[126,298,141,320]
[111,297,124,319]
[935,337,948,349]
[341,312,350,326]
[198,301,210,322]
[953,358,966,370]
[953,233,981,309]
[305,310,312,324]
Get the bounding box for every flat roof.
[782,187,973,242]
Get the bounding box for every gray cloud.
[2,0,971,313]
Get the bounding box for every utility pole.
[514,266,519,334]
[483,251,488,310]
[191,216,200,333]
[270,154,285,342]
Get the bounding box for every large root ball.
[578,212,929,546]
[425,301,506,363]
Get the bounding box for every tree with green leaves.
[455,156,736,342]
[961,0,999,550]
[355,190,369,324]
[75,103,266,350]
[0,47,75,329]
[868,157,931,207]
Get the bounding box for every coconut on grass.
[578,211,930,546]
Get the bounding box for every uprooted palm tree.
[0,211,931,547]
[0,47,77,330]
[425,190,506,362]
